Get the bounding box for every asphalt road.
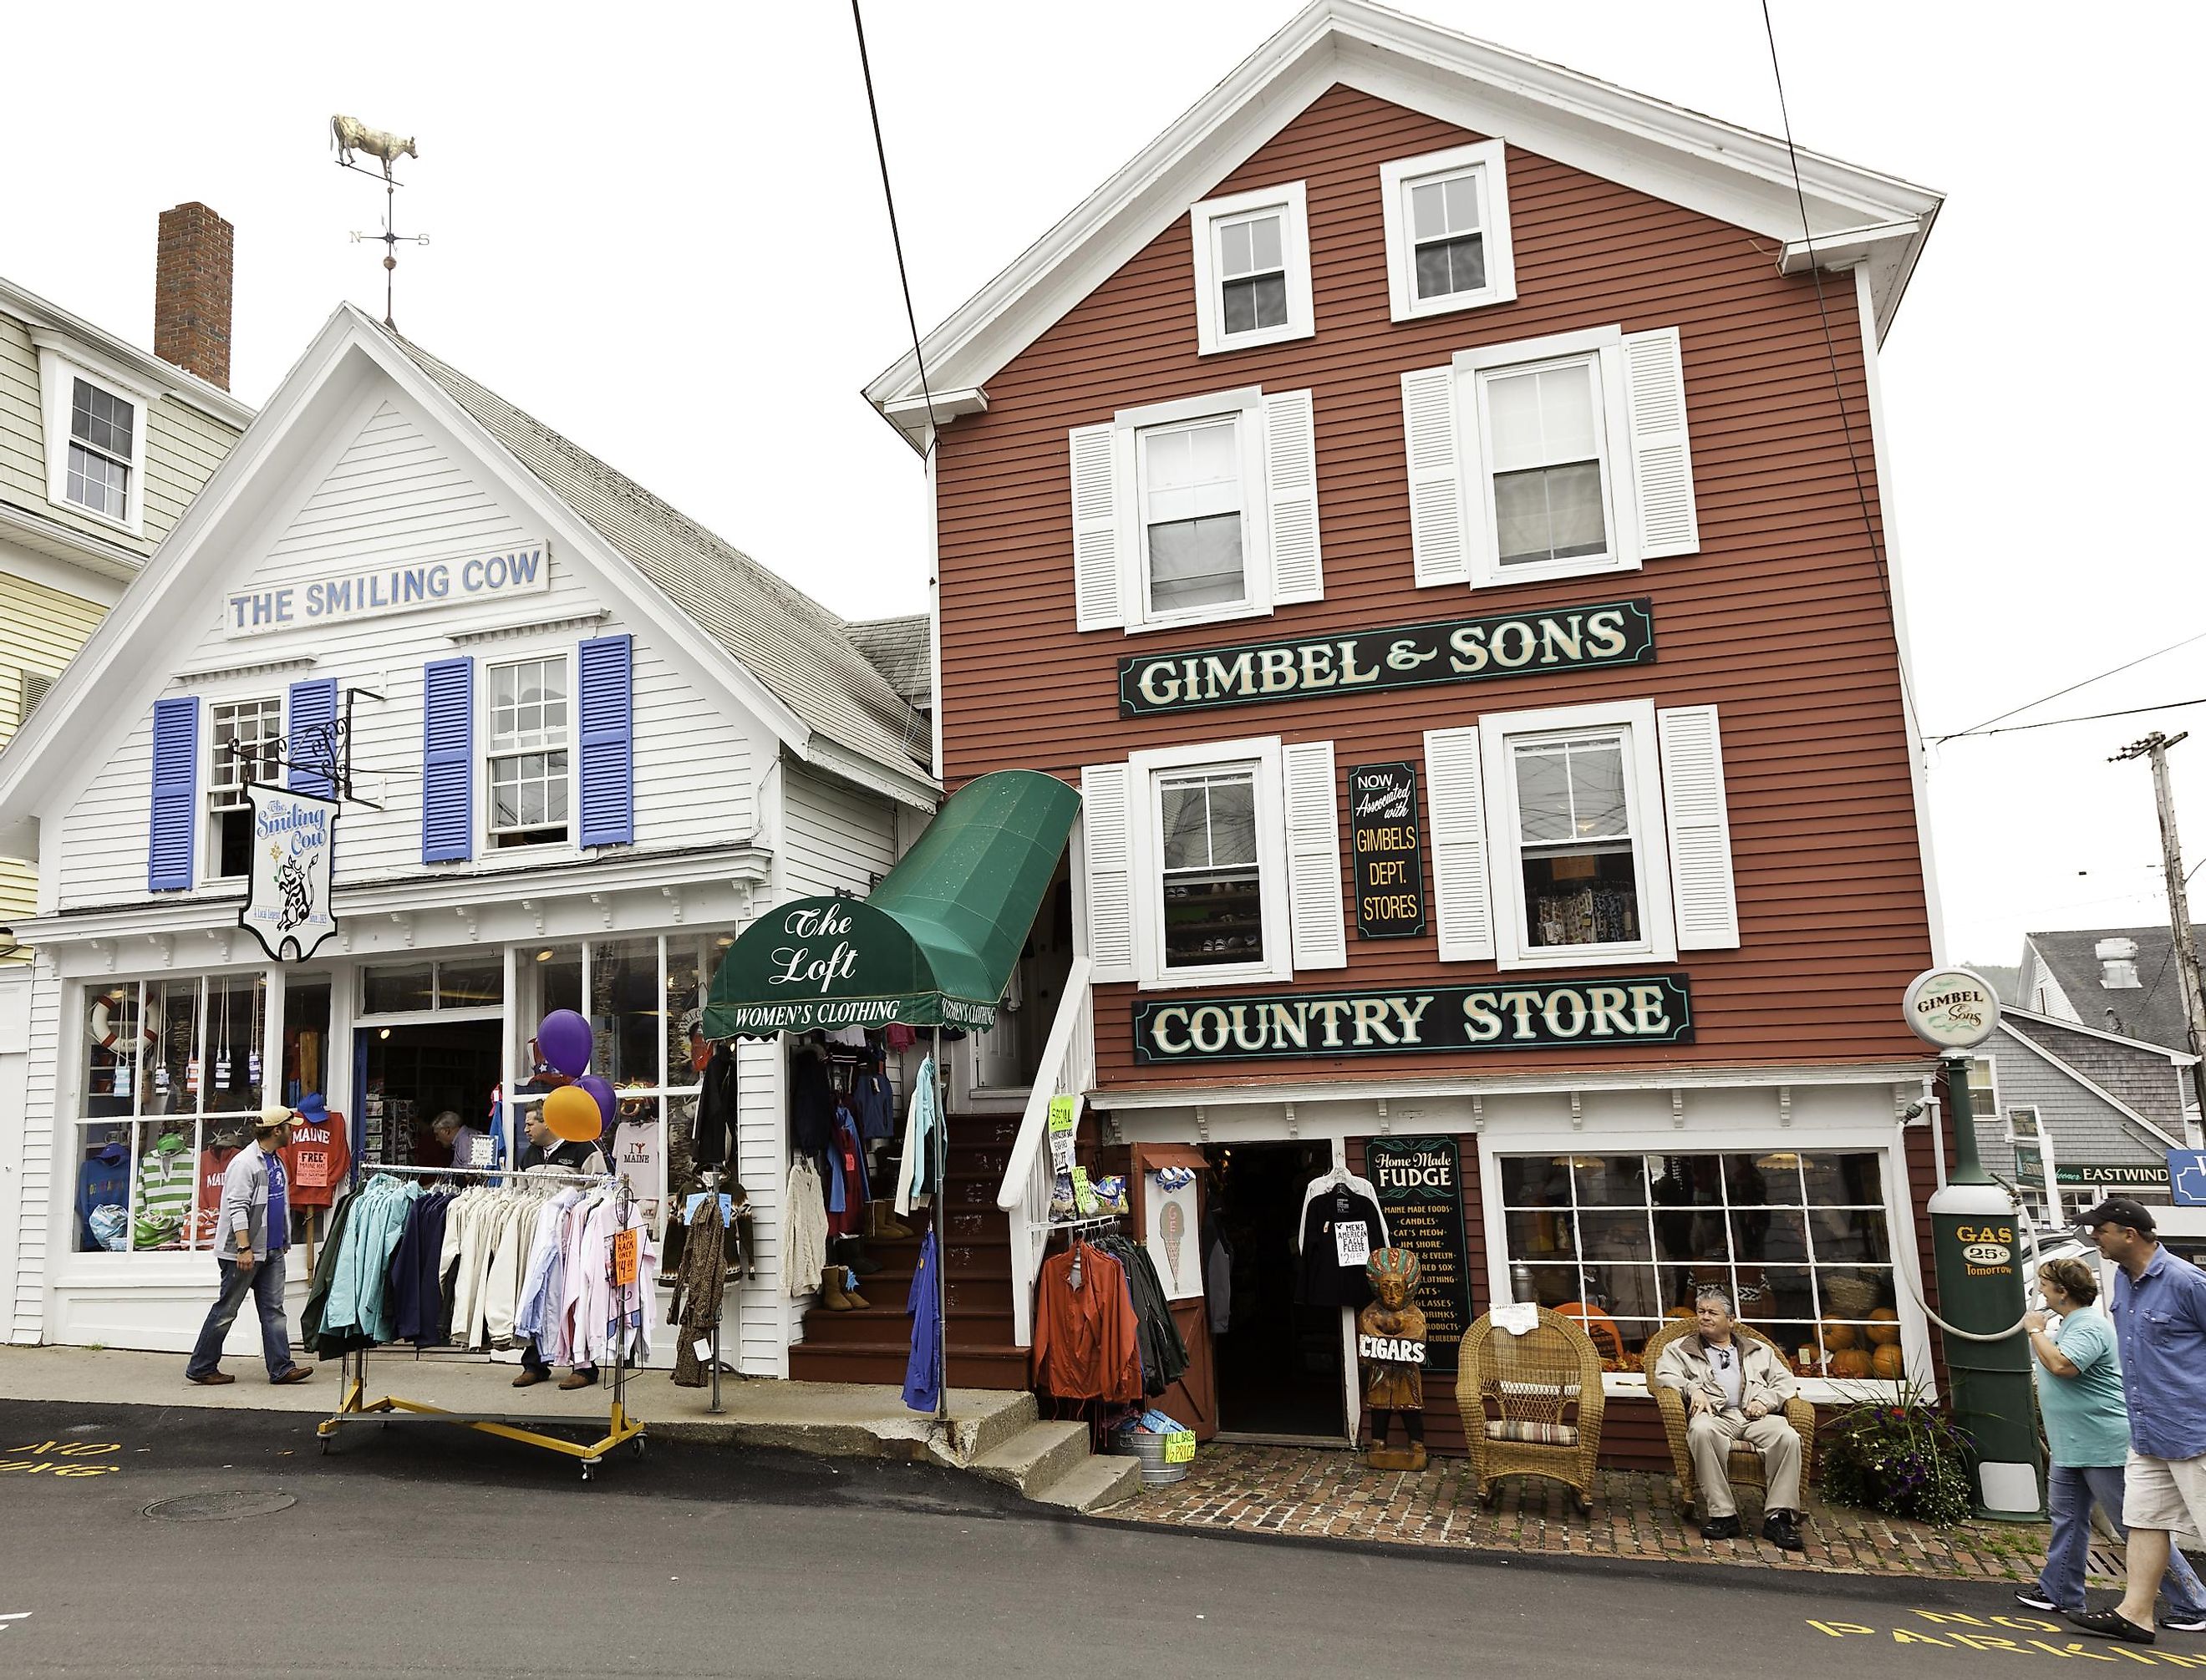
[0,1398,2195,1678]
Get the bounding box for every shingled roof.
[844,614,932,711]
[2022,925,2206,1056]
[383,325,932,782]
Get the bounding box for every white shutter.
[1263,389,1324,604]
[1401,365,1471,587]
[1624,327,1699,558]
[1080,763,1138,981]
[1424,726,1494,962]
[1657,704,1739,950]
[1281,739,1346,972]
[1070,423,1126,630]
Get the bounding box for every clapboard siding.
[9,955,60,1343]
[780,765,897,898]
[1,574,106,933]
[0,309,241,554]
[55,398,754,907]
[734,1038,789,1376]
[931,85,1933,1086]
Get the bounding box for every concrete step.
[1029,1450,1146,1514]
[968,1419,1090,1496]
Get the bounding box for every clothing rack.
[1033,1211,1125,1236]
[316,1161,649,1481]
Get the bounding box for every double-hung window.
[1078,736,1349,989]
[1069,386,1321,633]
[487,655,569,848]
[1401,325,1698,591]
[1189,183,1314,356]
[1380,140,1517,319]
[208,697,282,880]
[1422,699,1741,969]
[34,343,154,534]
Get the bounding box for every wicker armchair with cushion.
[1642,1317,1817,1519]
[1456,1307,1605,1513]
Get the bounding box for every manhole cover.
[143,1491,297,1523]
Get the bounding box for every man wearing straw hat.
[184,1105,314,1387]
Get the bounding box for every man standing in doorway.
[185,1107,313,1387]
[432,1109,480,1171]
[2069,1197,2206,1645]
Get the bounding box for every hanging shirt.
[191,1147,240,1246]
[1297,1181,1388,1308]
[893,1058,940,1217]
[133,1136,196,1249]
[903,1228,943,1414]
[610,1119,663,1218]
[279,1111,352,1208]
[1029,1245,1141,1402]
[76,1146,130,1250]
[854,1070,896,1141]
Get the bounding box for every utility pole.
[2113,730,2206,1129]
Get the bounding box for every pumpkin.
[1866,1307,1902,1347]
[1667,1306,1695,1320]
[1871,1344,1906,1379]
[1820,1320,1857,1351]
[1829,1348,1874,1379]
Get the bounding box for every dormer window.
[33,343,155,535]
[69,380,136,520]
[1380,140,1517,321]
[1190,183,1314,355]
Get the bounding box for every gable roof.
[0,305,934,857]
[382,327,932,786]
[844,614,933,711]
[2022,926,2205,1058]
[1990,1016,2191,1154]
[864,0,1942,449]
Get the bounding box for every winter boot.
[821,1266,856,1312]
[843,1236,882,1276]
[839,1266,871,1310]
[870,1201,912,1240]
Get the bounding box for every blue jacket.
[76,1146,129,1249]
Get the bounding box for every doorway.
[1205,1140,1345,1440]
[357,1019,503,1170]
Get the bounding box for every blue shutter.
[147,695,199,891]
[287,678,339,799]
[421,657,474,863]
[577,633,634,847]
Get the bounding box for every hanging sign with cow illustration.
[237,785,340,962]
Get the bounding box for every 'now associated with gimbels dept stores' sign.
[1119,597,1654,716]
[1133,975,1693,1063]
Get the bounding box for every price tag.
[468,1134,494,1168]
[1047,1095,1078,1173]
[692,1337,714,1363]
[1334,1219,1370,1268]
[1070,1166,1098,1217]
[612,1229,639,1287]
[1164,1431,1196,1464]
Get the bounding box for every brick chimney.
[154,202,233,390]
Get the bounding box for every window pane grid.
[1498,1151,1900,1378]
[1217,210,1289,335]
[489,657,569,754]
[1409,171,1487,300]
[1485,359,1607,566]
[210,698,284,807]
[1141,417,1246,615]
[1157,767,1263,969]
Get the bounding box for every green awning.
[704,769,1080,1038]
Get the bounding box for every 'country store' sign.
[1119,598,1654,716]
[1133,975,1693,1063]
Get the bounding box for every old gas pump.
[1907,967,2044,1520]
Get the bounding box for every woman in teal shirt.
[2016,1256,2206,1628]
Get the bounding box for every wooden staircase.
[788,1111,1032,1389]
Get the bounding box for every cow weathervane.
[331,114,428,330]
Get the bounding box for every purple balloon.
[577,1074,617,1139]
[537,1009,592,1078]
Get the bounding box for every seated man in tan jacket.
[1652,1287,1806,1551]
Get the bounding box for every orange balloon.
[544,1084,600,1143]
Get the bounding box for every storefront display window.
[74,974,264,1256]
[1497,1150,1901,1381]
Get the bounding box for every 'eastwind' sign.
[224,541,552,638]
[1131,975,1693,1063]
[1118,598,1655,716]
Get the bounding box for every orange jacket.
[1031,1246,1141,1402]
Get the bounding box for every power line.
[1934,694,2206,742]
[1932,627,2206,743]
[850,1,940,454]
[1756,2,1920,750]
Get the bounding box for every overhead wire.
[850,0,940,456]
[1756,1,1921,749]
[1929,627,2206,743]
[1934,694,2206,741]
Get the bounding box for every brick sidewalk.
[1098,1443,2061,1582]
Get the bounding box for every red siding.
[933,84,1935,1089]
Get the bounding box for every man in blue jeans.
[185,1108,313,1387]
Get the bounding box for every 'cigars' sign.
[1132,975,1694,1063]
[1117,598,1655,716]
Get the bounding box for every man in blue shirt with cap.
[2069,1196,2206,1646]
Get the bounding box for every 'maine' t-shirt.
[2036,1307,2131,1468]
[612,1119,663,1218]
[279,1114,351,1207]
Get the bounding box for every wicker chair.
[1643,1317,1818,1519]
[1457,1307,1606,1513]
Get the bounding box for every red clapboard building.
[866,0,1954,1465]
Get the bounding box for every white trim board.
[863,0,1941,447]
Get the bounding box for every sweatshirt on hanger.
[1297,1180,1389,1308]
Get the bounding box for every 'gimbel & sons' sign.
[224,541,552,638]
[1132,975,1693,1063]
[1118,597,1654,716]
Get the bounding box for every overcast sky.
[3,1,2200,971]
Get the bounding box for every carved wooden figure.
[1359,1247,1429,1472]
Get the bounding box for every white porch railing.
[995,957,1095,1346]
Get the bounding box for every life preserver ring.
[89,992,155,1052]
